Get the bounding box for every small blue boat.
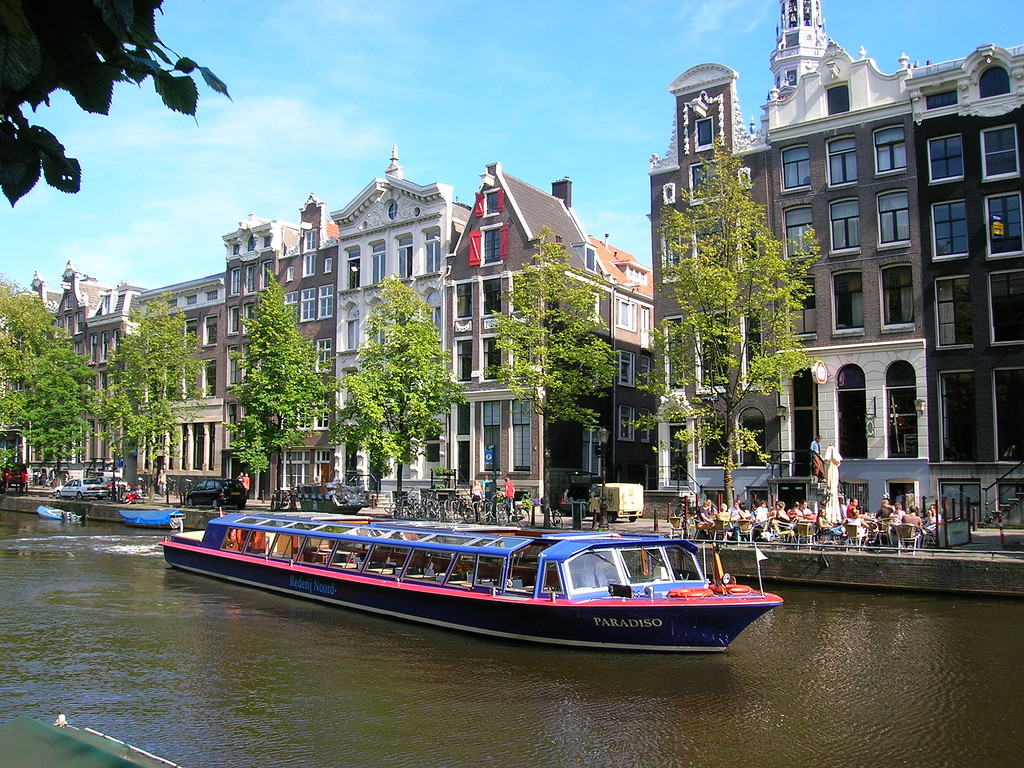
[37,505,80,522]
[118,508,185,529]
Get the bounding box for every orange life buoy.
[667,587,714,599]
[726,584,754,595]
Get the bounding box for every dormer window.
[980,66,1010,98]
[695,117,714,148]
[827,85,850,115]
[485,190,504,215]
[247,235,256,251]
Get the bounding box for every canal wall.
[715,544,1024,598]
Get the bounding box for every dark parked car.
[186,478,247,510]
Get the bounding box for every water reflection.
[1,510,1022,768]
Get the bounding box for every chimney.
[551,178,572,208]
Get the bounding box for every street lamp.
[597,426,610,529]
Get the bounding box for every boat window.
[507,543,547,593]
[296,536,335,565]
[566,550,622,590]
[242,530,267,556]
[268,533,300,561]
[328,542,371,570]
[364,544,412,577]
[404,549,455,582]
[221,527,248,552]
[235,517,261,525]
[541,562,563,595]
[423,533,474,547]
[289,522,322,531]
[318,525,357,535]
[619,547,672,584]
[446,553,477,587]
[663,546,704,582]
[475,556,506,588]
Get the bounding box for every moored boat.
[36,505,80,522]
[119,508,185,529]
[161,513,782,652]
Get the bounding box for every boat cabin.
[201,515,710,600]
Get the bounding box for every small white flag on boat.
[754,546,768,562]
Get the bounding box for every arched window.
[886,361,918,458]
[740,408,767,466]
[837,364,867,458]
[980,66,1010,98]
[426,291,442,331]
[345,305,360,350]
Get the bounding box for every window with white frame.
[932,201,968,257]
[456,283,473,318]
[881,265,914,326]
[300,289,316,321]
[346,306,360,350]
[397,234,413,278]
[485,189,503,215]
[830,199,860,251]
[638,407,651,443]
[303,252,315,277]
[936,275,972,347]
[618,350,635,386]
[228,346,240,385]
[988,193,1023,254]
[206,289,219,302]
[874,126,906,173]
[456,340,472,381]
[263,235,272,249]
[204,359,217,397]
[284,292,298,307]
[230,269,241,295]
[980,66,1011,98]
[690,163,708,197]
[833,271,863,330]
[482,337,500,379]
[371,241,386,283]
[324,256,333,274]
[425,230,441,273]
[616,298,635,330]
[991,270,1024,342]
[319,285,334,318]
[512,400,531,471]
[827,136,857,185]
[795,276,816,335]
[185,294,197,306]
[785,207,813,256]
[928,135,963,181]
[618,405,635,441]
[346,247,361,289]
[982,126,1019,178]
[245,265,257,292]
[695,116,714,148]
[995,368,1024,460]
[304,230,317,251]
[483,228,502,263]
[285,265,295,281]
[483,277,502,315]
[782,145,810,190]
[261,261,272,288]
[878,191,910,244]
[316,338,333,372]
[204,315,218,346]
[284,450,309,486]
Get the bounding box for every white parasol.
[823,444,843,524]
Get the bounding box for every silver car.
[55,477,109,500]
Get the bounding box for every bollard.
[999,511,1005,546]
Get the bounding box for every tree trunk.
[395,462,404,497]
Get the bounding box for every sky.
[3,0,1024,291]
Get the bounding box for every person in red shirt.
[503,476,515,515]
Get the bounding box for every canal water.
[1,509,1021,768]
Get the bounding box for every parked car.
[55,477,109,500]
[2,465,29,492]
[186,478,247,510]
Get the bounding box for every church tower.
[769,0,827,94]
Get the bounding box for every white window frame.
[618,405,635,441]
[874,126,906,175]
[300,288,316,321]
[318,285,334,318]
[829,199,860,252]
[303,252,316,277]
[981,125,1019,180]
[878,190,911,246]
[932,200,968,259]
[927,134,964,183]
[827,136,857,186]
[781,145,811,191]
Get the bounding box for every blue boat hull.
[162,542,777,652]
[118,509,184,528]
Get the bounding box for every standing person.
[157,470,167,497]
[240,471,251,498]
[503,476,515,517]
[471,479,483,523]
[810,434,825,481]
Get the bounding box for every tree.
[0,0,229,205]
[22,337,94,471]
[0,277,60,432]
[653,142,819,504]
[93,293,201,483]
[493,230,616,517]
[229,279,337,491]
[336,278,465,496]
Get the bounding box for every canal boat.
[119,508,185,530]
[161,513,782,652]
[36,505,80,522]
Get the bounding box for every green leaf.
[174,56,197,74]
[199,66,231,98]
[153,71,198,115]
[0,28,42,92]
[0,154,40,206]
[41,152,80,194]
[63,62,117,114]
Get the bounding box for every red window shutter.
[469,231,482,266]
[499,225,509,259]
[497,189,505,212]
[473,193,485,217]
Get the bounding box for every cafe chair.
[770,520,795,543]
[844,522,868,550]
[896,524,921,554]
[737,519,754,543]
[794,520,815,546]
[712,516,732,542]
